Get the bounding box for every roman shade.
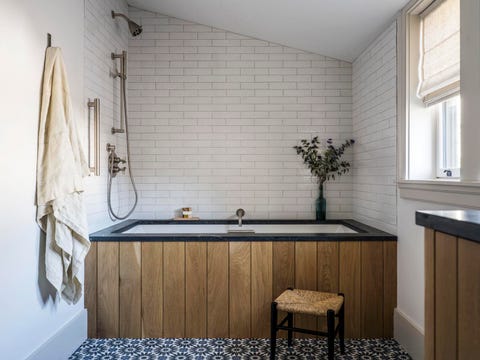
[417,0,460,105]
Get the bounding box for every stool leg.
[327,309,335,360]
[287,312,293,347]
[339,294,345,354]
[270,302,278,360]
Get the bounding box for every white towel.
[36,47,90,304]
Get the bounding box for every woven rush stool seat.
[270,288,345,360]
[275,289,344,316]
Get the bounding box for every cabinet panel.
[458,238,480,360]
[435,232,457,360]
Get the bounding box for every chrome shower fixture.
[111,11,143,36]
[107,47,139,220]
[106,143,126,177]
[111,51,126,80]
[111,51,126,134]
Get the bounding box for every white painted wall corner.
[25,309,87,360]
[394,308,424,360]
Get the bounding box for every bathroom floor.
[69,337,411,359]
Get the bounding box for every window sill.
[398,179,480,208]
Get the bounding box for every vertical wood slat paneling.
[163,242,186,338]
[383,241,397,338]
[141,242,163,338]
[186,242,207,338]
[272,242,295,338]
[435,232,457,360]
[119,242,142,338]
[88,239,396,339]
[317,242,339,293]
[317,242,339,332]
[424,228,435,360]
[339,241,361,338]
[361,241,384,338]
[458,238,480,360]
[207,242,229,338]
[229,242,251,338]
[294,242,317,338]
[273,242,295,297]
[97,242,119,338]
[251,242,273,338]
[84,242,97,338]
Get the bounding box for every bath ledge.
[416,210,480,243]
[89,219,396,242]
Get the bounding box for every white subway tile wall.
[84,0,134,229]
[352,22,397,233]
[127,7,353,220]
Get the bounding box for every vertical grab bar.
[87,98,100,176]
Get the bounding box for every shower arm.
[111,11,129,22]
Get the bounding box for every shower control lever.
[114,156,127,164]
[106,143,127,177]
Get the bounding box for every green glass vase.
[315,183,327,221]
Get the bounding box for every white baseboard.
[26,309,87,360]
[394,308,424,360]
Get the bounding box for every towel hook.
[47,33,52,48]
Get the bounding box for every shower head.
[111,11,143,37]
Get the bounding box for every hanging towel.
[36,47,90,304]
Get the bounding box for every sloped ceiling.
[127,0,409,62]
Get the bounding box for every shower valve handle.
[114,156,127,164]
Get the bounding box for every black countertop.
[416,210,480,243]
[90,219,397,242]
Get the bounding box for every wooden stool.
[270,288,345,360]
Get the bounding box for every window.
[434,95,460,178]
[399,0,461,181]
[398,0,480,205]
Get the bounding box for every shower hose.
[107,71,138,220]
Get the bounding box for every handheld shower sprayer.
[107,31,139,219]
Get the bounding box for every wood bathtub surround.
[85,240,397,339]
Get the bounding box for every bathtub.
[90,219,394,241]
[87,218,397,340]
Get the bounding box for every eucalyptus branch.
[294,137,355,185]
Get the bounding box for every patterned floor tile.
[69,338,411,359]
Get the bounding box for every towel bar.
[87,98,100,176]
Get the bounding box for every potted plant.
[294,137,354,220]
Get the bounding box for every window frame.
[397,0,480,205]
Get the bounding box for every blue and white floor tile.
[70,337,411,359]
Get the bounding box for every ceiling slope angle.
[127,0,410,62]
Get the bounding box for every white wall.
[352,22,397,234]
[126,7,354,220]
[0,1,86,359]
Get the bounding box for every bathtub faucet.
[236,208,245,227]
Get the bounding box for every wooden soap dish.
[173,217,200,221]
